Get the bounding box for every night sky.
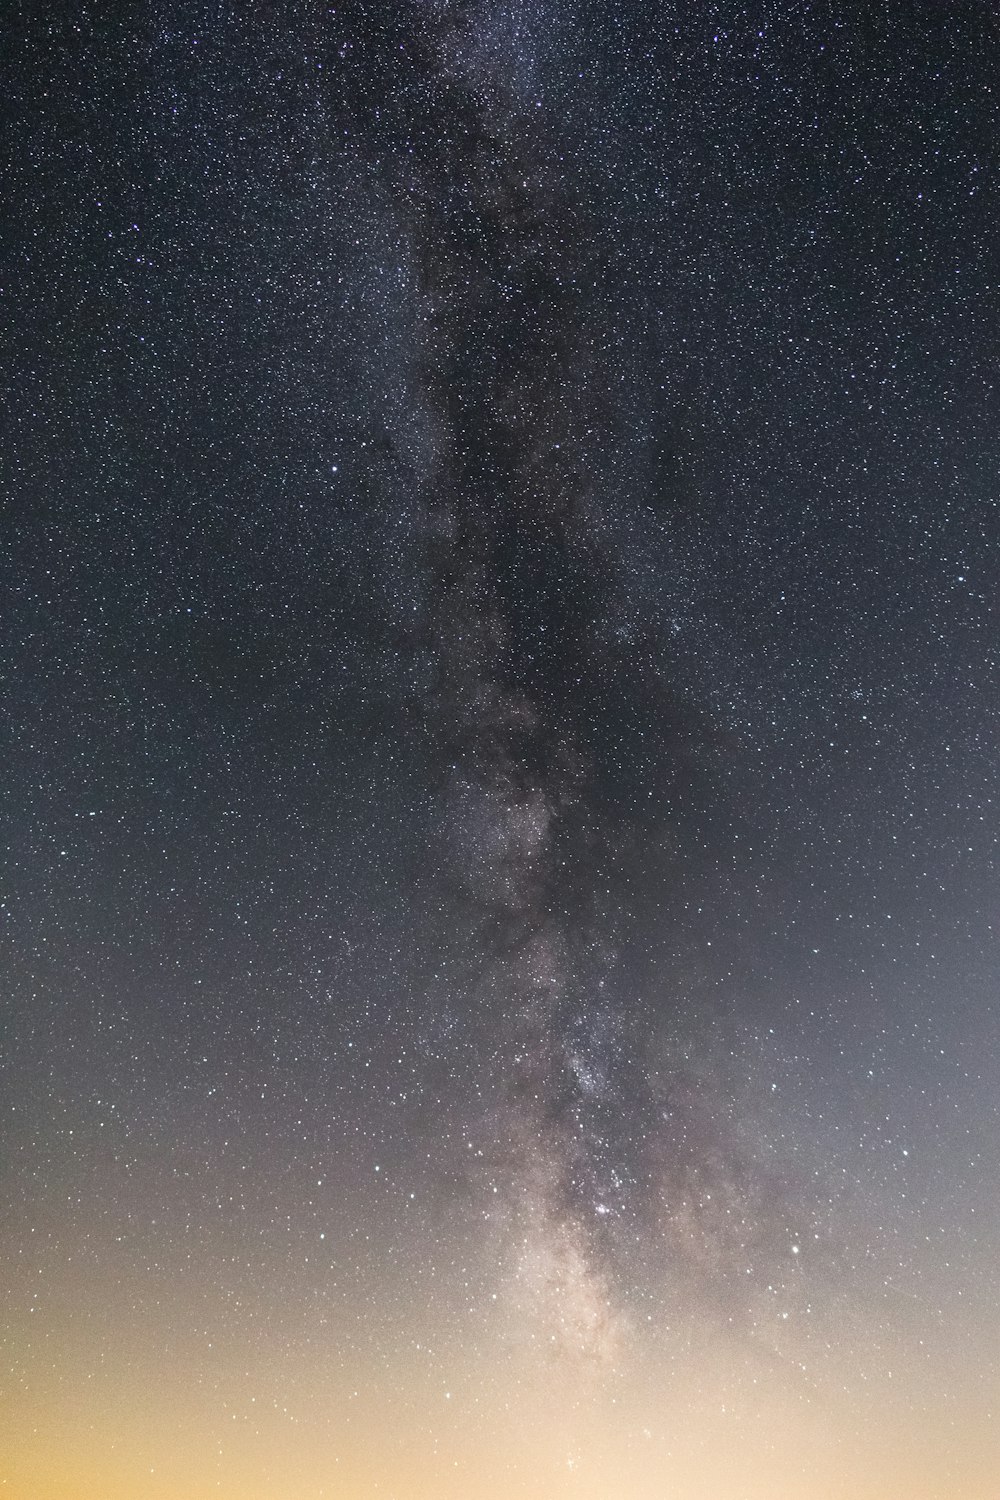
[3,4,1000,1497]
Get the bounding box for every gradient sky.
[2,3,999,1497]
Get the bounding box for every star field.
[2,4,999,1498]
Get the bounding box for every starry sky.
[2,3,999,1497]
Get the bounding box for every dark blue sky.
[2,5,998,1497]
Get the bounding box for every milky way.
[390,3,667,1359]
